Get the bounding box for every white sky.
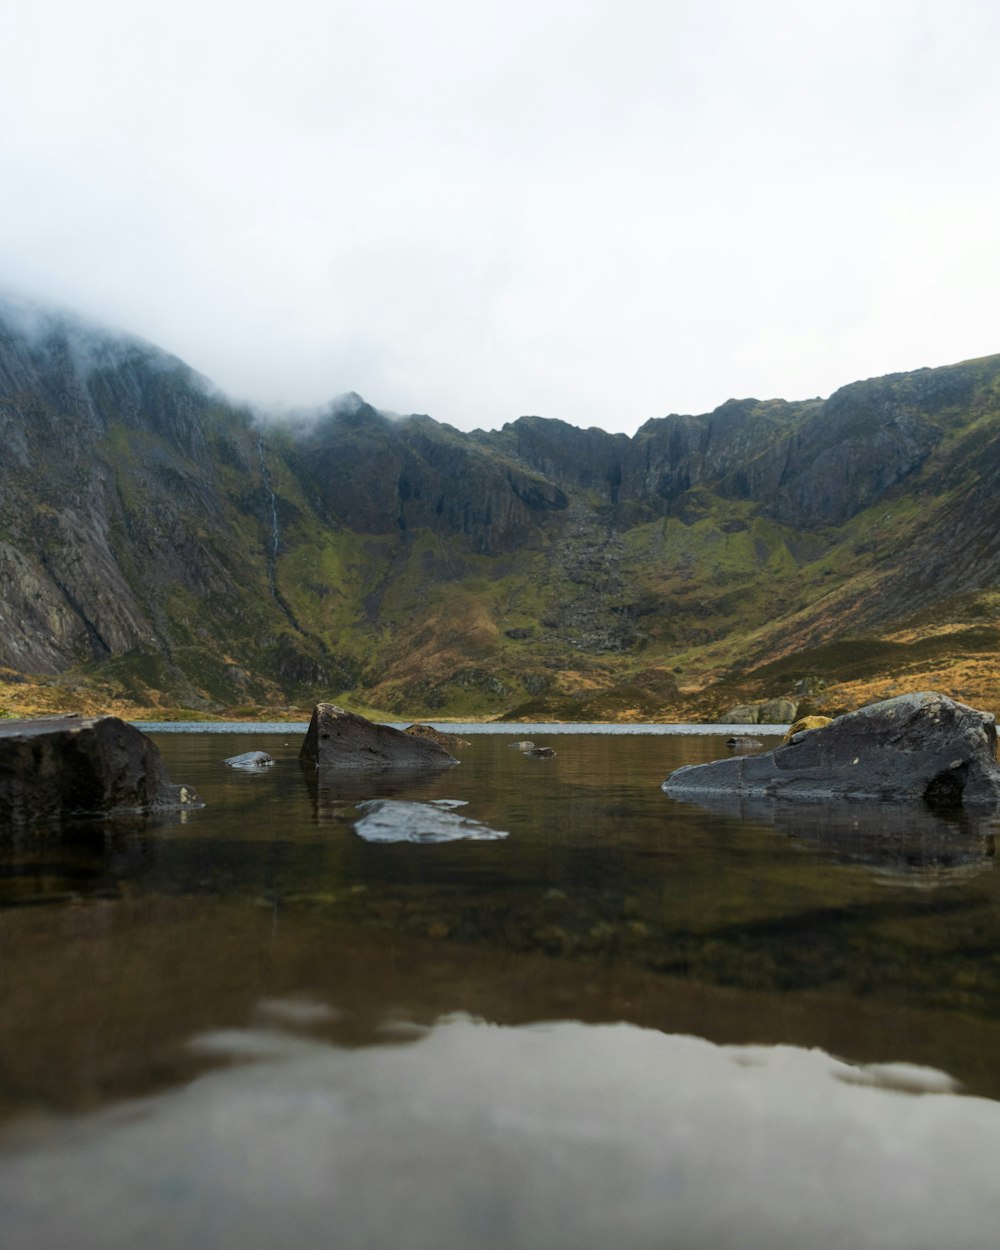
[3,0,1000,434]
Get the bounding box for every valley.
[3,297,1000,723]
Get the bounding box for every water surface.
[3,727,1000,1248]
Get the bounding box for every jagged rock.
[664,693,1000,806]
[299,704,458,771]
[223,751,275,769]
[0,713,201,826]
[404,724,471,750]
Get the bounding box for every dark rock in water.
[528,746,557,757]
[404,724,471,751]
[0,714,201,827]
[299,704,458,771]
[726,736,763,750]
[223,751,275,770]
[353,799,509,843]
[663,693,1000,806]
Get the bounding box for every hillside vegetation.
[3,297,1000,722]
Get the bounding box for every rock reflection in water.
[2,1011,1000,1250]
[303,763,450,816]
[669,792,999,884]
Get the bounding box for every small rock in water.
[726,736,763,750]
[223,751,275,770]
[528,746,557,757]
[510,740,535,751]
[353,799,510,844]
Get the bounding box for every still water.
[4,725,1000,1248]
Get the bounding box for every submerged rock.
[223,751,275,770]
[0,714,201,827]
[299,704,458,771]
[726,736,763,750]
[353,799,509,843]
[664,693,1000,807]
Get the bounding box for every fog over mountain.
[4,2,1000,432]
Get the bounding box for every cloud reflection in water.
[1,1011,999,1249]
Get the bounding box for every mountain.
[2,293,1000,721]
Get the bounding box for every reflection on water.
[4,728,1000,1246]
[670,791,1000,885]
[4,1010,1000,1250]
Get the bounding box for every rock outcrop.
[663,693,1000,806]
[0,713,200,826]
[719,699,797,726]
[299,704,458,770]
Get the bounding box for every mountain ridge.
[2,295,1000,721]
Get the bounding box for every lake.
[4,723,1000,1249]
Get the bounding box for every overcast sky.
[3,0,999,434]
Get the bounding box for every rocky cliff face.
[2,294,1000,716]
[292,405,568,554]
[0,302,290,702]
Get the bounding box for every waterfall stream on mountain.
[257,431,280,597]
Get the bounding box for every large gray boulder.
[663,692,1000,806]
[299,704,458,771]
[0,714,201,827]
